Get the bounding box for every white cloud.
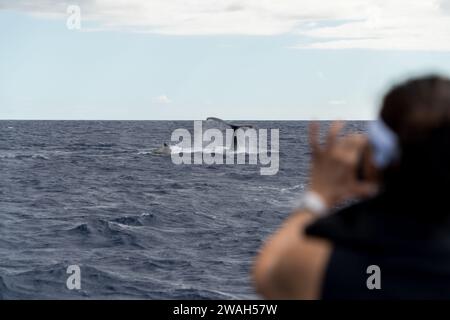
[294,1,450,51]
[328,100,347,105]
[152,95,172,104]
[2,0,450,50]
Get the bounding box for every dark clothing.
[305,193,450,299]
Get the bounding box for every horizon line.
[0,118,374,121]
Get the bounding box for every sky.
[2,0,450,120]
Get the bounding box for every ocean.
[0,120,365,299]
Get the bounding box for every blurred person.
[253,75,450,299]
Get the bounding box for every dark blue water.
[0,120,365,299]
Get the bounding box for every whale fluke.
[206,117,254,130]
[206,117,254,150]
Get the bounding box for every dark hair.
[380,75,450,213]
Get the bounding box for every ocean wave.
[0,152,50,160]
[169,145,279,155]
[139,146,280,156]
[63,219,145,249]
[1,263,155,299]
[0,275,12,299]
[111,216,143,226]
[0,120,347,299]
[167,287,241,300]
[67,142,117,150]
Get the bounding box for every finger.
[325,121,345,149]
[308,122,322,158]
[344,134,368,149]
[351,182,379,198]
[335,134,368,163]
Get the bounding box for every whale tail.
[206,117,254,151]
[206,117,253,130]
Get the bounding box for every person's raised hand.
[308,121,378,208]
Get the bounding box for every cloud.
[152,95,172,104]
[2,0,450,50]
[328,100,347,105]
[294,1,450,51]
